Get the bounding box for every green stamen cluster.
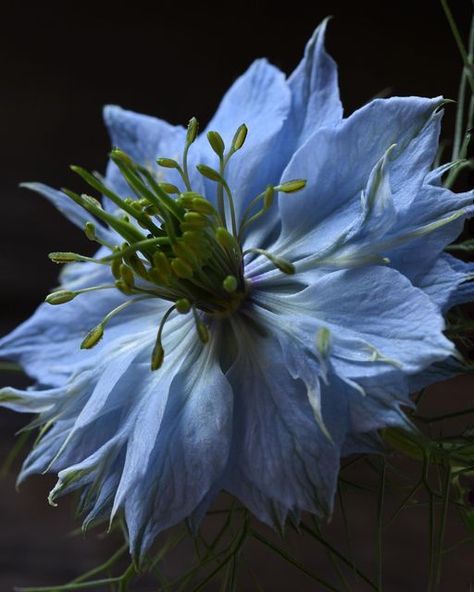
[46,117,306,369]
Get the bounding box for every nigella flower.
[1,19,473,558]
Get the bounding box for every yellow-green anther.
[45,290,77,305]
[223,275,238,293]
[130,200,144,213]
[115,279,134,295]
[171,257,194,279]
[176,298,191,314]
[173,241,199,267]
[273,257,295,274]
[215,227,239,252]
[183,211,208,228]
[80,324,104,349]
[119,264,135,288]
[246,248,295,275]
[48,252,84,263]
[263,186,275,209]
[157,157,179,169]
[191,197,215,215]
[110,148,134,167]
[186,117,199,145]
[84,222,97,241]
[182,230,206,243]
[177,196,194,209]
[144,205,159,216]
[207,131,225,157]
[151,341,164,371]
[197,321,209,343]
[148,268,167,285]
[196,164,223,182]
[126,254,148,278]
[182,231,210,253]
[153,251,172,275]
[231,123,248,151]
[159,183,180,194]
[81,194,103,209]
[276,179,307,193]
[111,252,122,280]
[316,327,331,357]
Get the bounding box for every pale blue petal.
[250,265,454,382]
[0,279,168,385]
[408,356,468,393]
[223,318,349,521]
[103,105,189,206]
[414,253,474,311]
[287,18,343,146]
[121,330,233,559]
[277,97,442,244]
[383,178,473,280]
[198,59,291,244]
[21,183,115,244]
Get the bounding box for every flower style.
[1,19,473,559]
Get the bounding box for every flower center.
[46,118,306,369]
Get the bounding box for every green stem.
[440,0,474,94]
[376,460,386,592]
[251,529,339,592]
[300,522,378,590]
[71,545,128,584]
[433,466,452,589]
[0,430,31,477]
[216,156,226,229]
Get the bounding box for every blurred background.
[0,0,473,590]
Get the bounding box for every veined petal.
[288,18,343,146]
[200,59,291,242]
[414,253,474,311]
[277,96,442,243]
[223,318,349,522]
[250,265,454,381]
[121,328,233,559]
[21,183,115,244]
[103,105,189,208]
[0,282,168,385]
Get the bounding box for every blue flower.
[1,19,473,559]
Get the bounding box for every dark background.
[0,1,473,590]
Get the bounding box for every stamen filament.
[81,296,151,350]
[46,284,119,305]
[244,248,295,275]
[151,304,177,370]
[62,189,147,247]
[71,165,162,236]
